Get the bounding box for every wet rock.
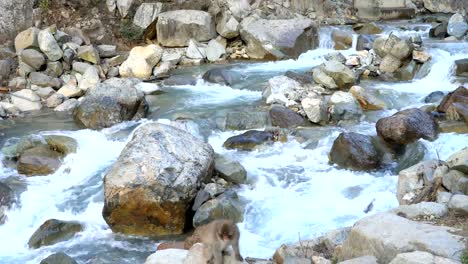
[14,27,40,53]
[389,251,460,264]
[376,108,438,145]
[446,147,468,173]
[0,182,14,224]
[321,61,356,89]
[73,78,147,129]
[324,52,346,64]
[239,17,318,59]
[353,23,383,34]
[40,252,78,264]
[28,219,83,249]
[78,66,100,91]
[17,145,62,176]
[391,202,448,219]
[156,10,216,47]
[349,86,386,111]
[54,99,79,112]
[30,72,61,88]
[133,3,162,29]
[312,67,337,90]
[332,30,353,50]
[216,13,240,39]
[193,191,244,227]
[16,135,45,156]
[269,105,308,128]
[223,130,275,151]
[396,60,418,81]
[412,50,431,63]
[356,35,375,51]
[103,123,214,236]
[119,44,163,79]
[206,39,226,62]
[329,132,381,171]
[38,28,63,62]
[437,87,468,115]
[44,135,77,155]
[454,59,468,77]
[447,13,468,38]
[397,160,443,205]
[202,68,241,86]
[393,141,427,173]
[424,91,445,103]
[77,45,100,64]
[339,256,377,264]
[214,155,247,184]
[301,96,328,124]
[20,49,45,70]
[328,91,362,121]
[46,93,66,108]
[448,194,468,215]
[11,89,42,112]
[442,170,468,194]
[338,213,464,263]
[429,22,448,39]
[144,249,188,264]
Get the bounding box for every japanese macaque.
[199,219,243,264]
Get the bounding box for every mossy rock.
[44,135,77,155]
[28,219,83,249]
[40,252,78,264]
[17,145,62,176]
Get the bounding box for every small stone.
[77,45,100,64]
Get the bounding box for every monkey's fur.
[199,219,243,264]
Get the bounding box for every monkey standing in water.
[199,219,243,264]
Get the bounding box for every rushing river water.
[0,21,467,263]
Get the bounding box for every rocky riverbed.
[0,0,468,264]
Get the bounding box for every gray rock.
[58,83,82,98]
[28,219,83,249]
[329,132,381,171]
[437,191,453,205]
[353,22,383,34]
[313,67,337,90]
[103,123,214,236]
[38,28,63,62]
[339,256,377,264]
[133,3,162,29]
[20,49,45,70]
[1,1,34,45]
[186,39,206,59]
[46,61,63,77]
[322,61,356,89]
[11,89,42,112]
[223,111,270,130]
[240,17,318,59]
[454,59,468,77]
[339,213,465,263]
[144,249,187,264]
[78,66,100,91]
[349,85,386,111]
[54,99,79,112]
[442,169,468,194]
[72,62,92,74]
[448,194,468,215]
[116,0,134,18]
[447,13,468,38]
[380,54,402,73]
[35,87,55,99]
[223,130,275,151]
[216,13,240,39]
[269,105,308,128]
[446,147,468,173]
[424,91,445,103]
[206,39,226,62]
[157,10,216,47]
[376,108,438,145]
[202,68,242,86]
[153,61,172,79]
[429,22,449,39]
[389,251,461,264]
[193,191,243,227]
[73,78,147,129]
[356,35,375,51]
[423,0,468,14]
[373,35,413,60]
[395,60,418,81]
[332,30,353,50]
[329,91,362,121]
[46,93,66,108]
[214,155,247,184]
[30,72,61,88]
[391,202,448,219]
[301,96,328,124]
[0,58,15,81]
[96,45,117,58]
[40,252,78,264]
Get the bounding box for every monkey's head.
[218,222,234,241]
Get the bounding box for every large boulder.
[144,249,188,264]
[397,160,444,205]
[103,123,214,236]
[17,145,62,176]
[156,10,216,47]
[269,105,308,128]
[446,147,468,173]
[448,194,468,215]
[40,252,78,264]
[0,0,34,44]
[133,3,163,29]
[28,219,83,249]
[20,49,45,70]
[423,0,468,14]
[389,251,461,264]
[216,12,240,39]
[329,132,381,171]
[214,155,247,184]
[239,17,318,60]
[437,87,468,118]
[390,202,448,219]
[223,130,276,151]
[447,13,468,38]
[73,78,148,129]
[373,35,413,60]
[376,108,438,146]
[119,44,163,80]
[339,213,465,263]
